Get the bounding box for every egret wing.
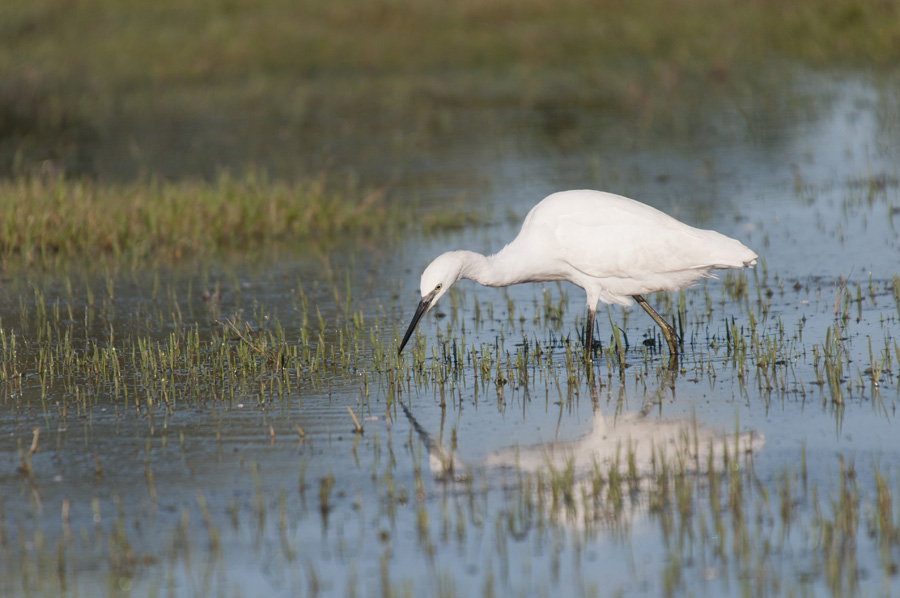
[513,190,755,302]
[549,200,714,279]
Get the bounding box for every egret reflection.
[406,392,762,528]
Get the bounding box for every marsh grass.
[2,238,898,430]
[0,174,363,263]
[0,173,486,268]
[0,263,897,597]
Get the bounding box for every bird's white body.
[401,190,757,357]
[478,190,755,307]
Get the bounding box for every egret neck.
[459,248,555,288]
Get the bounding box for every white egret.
[398,190,757,358]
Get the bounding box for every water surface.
[2,67,900,597]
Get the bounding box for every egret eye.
[435,283,442,291]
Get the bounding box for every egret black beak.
[398,290,438,354]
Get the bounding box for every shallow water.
[2,67,900,597]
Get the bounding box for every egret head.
[398,252,464,354]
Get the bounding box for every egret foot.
[634,295,679,356]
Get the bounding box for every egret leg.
[634,295,679,356]
[584,308,595,359]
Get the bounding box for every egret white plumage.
[398,190,757,358]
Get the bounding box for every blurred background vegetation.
[2,0,897,181]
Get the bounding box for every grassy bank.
[1,0,898,179]
[4,0,897,81]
